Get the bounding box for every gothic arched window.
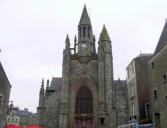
[83,26,86,38]
[80,28,82,38]
[75,86,93,113]
[88,28,90,38]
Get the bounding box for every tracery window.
[80,28,82,38]
[83,26,86,38]
[88,28,90,38]
[75,86,93,113]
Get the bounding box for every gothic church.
[37,5,128,128]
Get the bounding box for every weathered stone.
[36,5,128,128]
[0,62,11,128]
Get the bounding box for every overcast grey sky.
[0,0,167,112]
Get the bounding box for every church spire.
[79,5,91,25]
[100,25,110,41]
[77,5,94,57]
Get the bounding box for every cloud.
[0,0,166,112]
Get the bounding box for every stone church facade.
[37,5,128,128]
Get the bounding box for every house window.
[163,74,166,83]
[145,103,150,118]
[151,62,154,69]
[12,117,14,123]
[132,103,135,116]
[154,90,157,100]
[130,84,134,97]
[100,117,105,125]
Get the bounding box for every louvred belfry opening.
[75,86,93,113]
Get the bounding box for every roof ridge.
[154,20,167,54]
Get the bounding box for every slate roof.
[114,79,127,86]
[137,53,153,58]
[154,20,167,54]
[49,77,62,90]
[17,110,36,117]
[0,62,11,87]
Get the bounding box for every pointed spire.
[79,5,91,25]
[40,78,44,94]
[46,79,49,91]
[154,20,167,53]
[100,25,110,41]
[74,35,77,44]
[65,34,70,49]
[46,79,49,87]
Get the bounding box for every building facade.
[126,54,152,124]
[0,61,11,128]
[114,80,128,126]
[37,5,128,128]
[7,103,36,127]
[148,21,167,128]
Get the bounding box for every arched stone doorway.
[70,78,98,128]
[75,86,93,128]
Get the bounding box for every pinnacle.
[79,5,91,25]
[65,34,70,49]
[65,34,69,42]
[100,25,110,41]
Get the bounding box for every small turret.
[40,79,44,94]
[37,79,46,127]
[39,79,45,107]
[98,25,112,54]
[45,79,49,90]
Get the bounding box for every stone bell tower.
[77,5,96,57]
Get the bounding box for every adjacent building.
[126,53,152,124]
[0,61,11,128]
[37,5,128,128]
[7,103,36,127]
[114,79,128,126]
[148,21,167,128]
